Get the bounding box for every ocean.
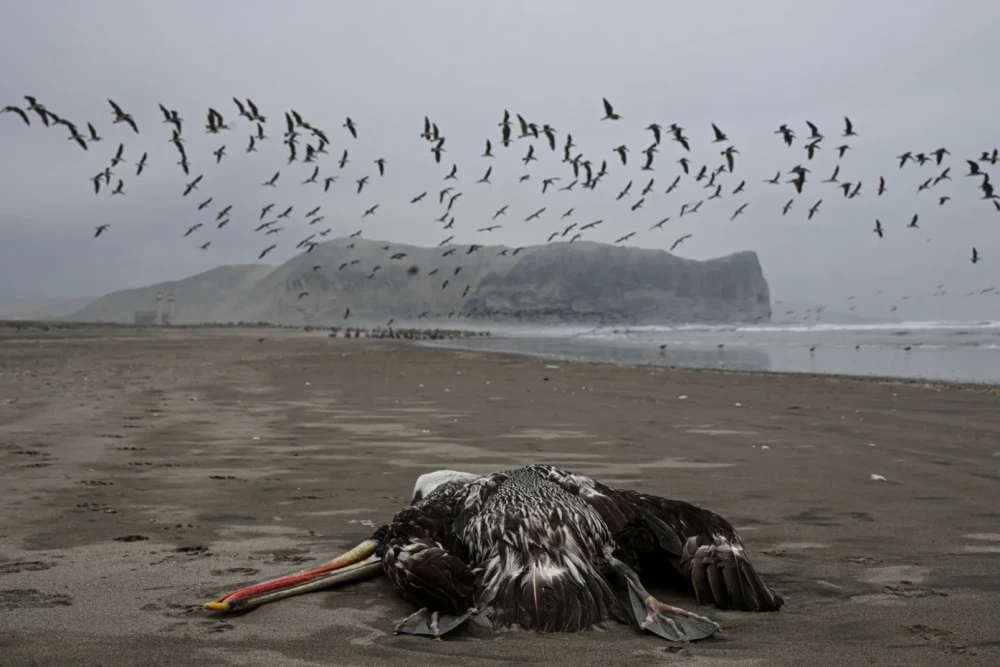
[422,320,1000,385]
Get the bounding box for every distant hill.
[64,238,771,326]
[0,296,96,321]
[65,265,275,324]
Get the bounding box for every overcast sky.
[2,0,998,320]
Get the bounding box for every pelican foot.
[394,607,474,639]
[626,580,720,642]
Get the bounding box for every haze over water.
[424,320,1000,384]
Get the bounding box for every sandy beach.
[2,325,999,666]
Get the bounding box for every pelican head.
[411,470,481,504]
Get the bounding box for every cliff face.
[64,238,771,326]
[467,242,770,324]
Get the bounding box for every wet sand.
[1,325,999,666]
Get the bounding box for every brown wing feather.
[529,465,783,612]
[379,487,476,615]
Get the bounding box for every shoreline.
[415,336,1000,390]
[4,319,999,390]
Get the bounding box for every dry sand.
[1,325,999,666]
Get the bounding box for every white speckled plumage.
[377,464,783,634]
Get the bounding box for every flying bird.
[110,143,125,167]
[721,146,738,172]
[670,234,692,251]
[775,124,795,146]
[601,98,621,121]
[646,123,662,145]
[1,105,30,125]
[612,144,629,166]
[108,99,138,133]
[183,175,203,196]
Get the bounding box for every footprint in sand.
[160,524,197,532]
[907,624,975,656]
[268,552,312,565]
[76,502,112,512]
[882,581,946,598]
[174,545,209,555]
[0,561,55,575]
[0,589,73,610]
[840,556,883,565]
[210,567,260,576]
[205,620,235,633]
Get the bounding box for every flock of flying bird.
[2,95,995,320]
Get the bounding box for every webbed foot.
[626,579,720,642]
[394,607,475,639]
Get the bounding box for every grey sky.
[2,0,998,321]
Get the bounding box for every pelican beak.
[204,536,383,613]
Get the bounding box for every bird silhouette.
[601,98,621,121]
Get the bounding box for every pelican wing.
[527,465,784,612]
[454,470,627,631]
[381,486,476,616]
